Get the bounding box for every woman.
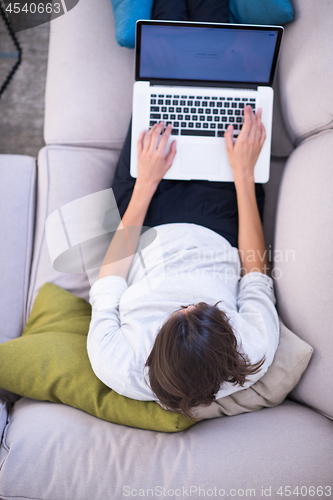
[87,107,279,421]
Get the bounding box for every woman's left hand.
[136,122,177,193]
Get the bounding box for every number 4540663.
[277,486,332,496]
[5,3,61,14]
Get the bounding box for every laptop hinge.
[149,80,259,91]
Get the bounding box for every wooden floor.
[0,13,49,158]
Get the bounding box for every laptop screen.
[136,22,283,87]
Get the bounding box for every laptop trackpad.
[180,143,221,177]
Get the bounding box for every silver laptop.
[131,21,283,183]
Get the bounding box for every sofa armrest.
[0,155,36,342]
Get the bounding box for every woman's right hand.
[136,122,177,194]
[224,105,266,186]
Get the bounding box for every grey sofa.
[1,0,333,498]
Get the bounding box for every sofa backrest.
[277,0,333,146]
[0,156,36,342]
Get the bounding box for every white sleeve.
[234,271,280,377]
[87,275,131,395]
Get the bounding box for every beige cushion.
[278,0,333,144]
[274,130,333,419]
[44,0,134,150]
[190,320,313,420]
[1,398,332,500]
[27,146,119,316]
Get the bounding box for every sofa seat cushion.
[278,0,333,145]
[28,146,120,316]
[274,130,333,420]
[0,398,332,500]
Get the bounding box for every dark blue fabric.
[111,121,265,249]
[110,0,293,49]
[152,0,229,23]
[229,0,293,25]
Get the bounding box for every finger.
[148,121,165,152]
[156,123,172,156]
[143,126,153,150]
[224,125,234,153]
[137,130,145,156]
[143,123,157,150]
[255,108,262,141]
[247,106,258,143]
[254,108,262,142]
[241,105,254,137]
[259,123,266,149]
[165,140,177,168]
[256,107,262,126]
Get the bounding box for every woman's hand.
[136,121,177,193]
[224,105,266,186]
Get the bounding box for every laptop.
[130,20,283,183]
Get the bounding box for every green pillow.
[0,283,195,433]
[0,282,313,429]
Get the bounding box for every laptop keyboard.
[149,93,256,139]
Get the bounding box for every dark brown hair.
[145,301,265,421]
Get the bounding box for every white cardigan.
[87,223,280,401]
